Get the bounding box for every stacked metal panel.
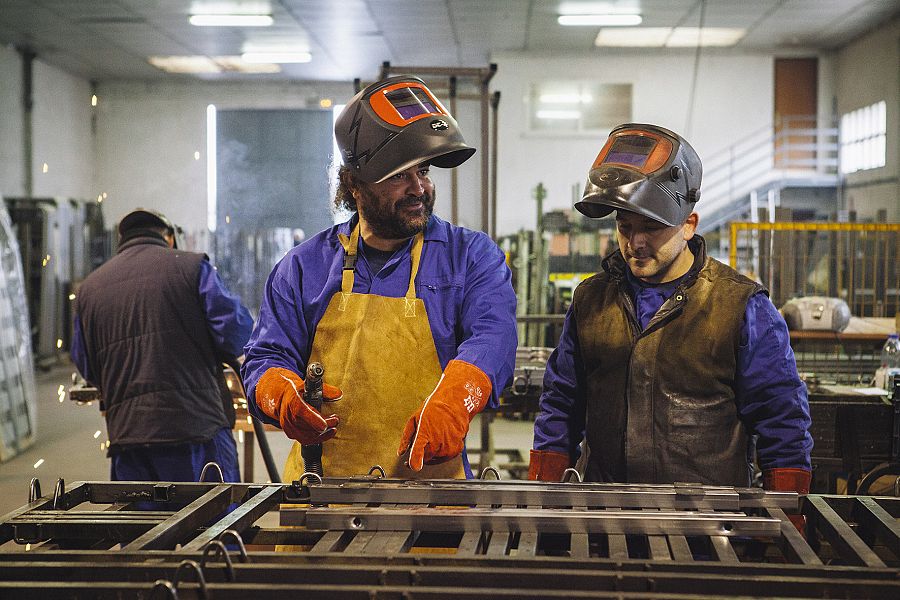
[0,203,37,461]
[1,477,898,598]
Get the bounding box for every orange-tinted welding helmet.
[334,76,475,184]
[575,123,702,226]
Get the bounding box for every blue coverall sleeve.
[735,292,813,470]
[70,313,93,385]
[452,235,518,408]
[532,304,586,458]
[197,260,254,360]
[241,260,311,426]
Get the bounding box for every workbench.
[1,476,898,598]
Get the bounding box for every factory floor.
[0,358,535,518]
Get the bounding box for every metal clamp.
[150,580,178,600]
[172,560,208,600]
[52,478,65,509]
[480,466,501,480]
[218,529,249,563]
[199,462,224,483]
[561,468,582,483]
[200,540,235,582]
[28,478,41,503]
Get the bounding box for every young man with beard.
[529,124,812,509]
[242,77,517,480]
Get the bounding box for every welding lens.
[593,130,674,176]
[370,83,446,127]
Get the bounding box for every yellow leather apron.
[282,223,465,481]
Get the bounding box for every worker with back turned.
[242,76,517,480]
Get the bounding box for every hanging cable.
[684,0,708,137]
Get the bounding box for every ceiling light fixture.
[536,109,581,120]
[189,14,273,26]
[241,51,311,63]
[558,14,642,26]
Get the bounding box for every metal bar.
[517,531,538,557]
[455,530,483,556]
[300,506,781,537]
[805,495,885,568]
[853,496,900,559]
[709,536,739,563]
[344,530,377,554]
[729,222,900,232]
[765,507,822,566]
[484,530,510,556]
[308,530,344,554]
[181,484,282,552]
[647,535,672,561]
[302,480,766,510]
[122,486,234,551]
[606,534,629,559]
[362,530,412,554]
[666,535,693,561]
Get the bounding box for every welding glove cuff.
[528,449,571,482]
[764,467,811,535]
[256,367,342,445]
[397,360,491,471]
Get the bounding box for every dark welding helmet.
[335,76,476,184]
[575,123,702,226]
[117,208,180,248]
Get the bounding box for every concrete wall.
[835,15,900,221]
[0,45,93,200]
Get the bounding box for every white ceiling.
[0,0,898,82]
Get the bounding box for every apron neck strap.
[339,222,425,299]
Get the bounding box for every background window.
[529,82,632,133]
[840,101,886,174]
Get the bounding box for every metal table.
[2,475,898,598]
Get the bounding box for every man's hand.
[528,449,570,482]
[256,367,342,444]
[764,468,811,535]
[398,360,491,471]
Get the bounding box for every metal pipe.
[18,46,36,198]
[449,76,458,225]
[490,91,501,239]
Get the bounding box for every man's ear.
[683,212,699,240]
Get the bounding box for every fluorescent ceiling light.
[539,93,593,104]
[595,27,670,46]
[242,51,311,63]
[148,55,280,74]
[536,109,581,120]
[666,27,745,47]
[559,14,642,26]
[189,14,273,26]
[594,27,745,47]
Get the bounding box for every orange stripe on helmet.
[368,81,448,127]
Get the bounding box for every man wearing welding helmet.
[242,76,517,480]
[529,124,812,498]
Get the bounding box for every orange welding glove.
[528,449,571,482]
[398,360,491,471]
[763,468,811,535]
[256,367,342,445]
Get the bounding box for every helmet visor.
[591,128,674,176]
[369,82,448,127]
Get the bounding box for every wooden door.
[774,58,818,168]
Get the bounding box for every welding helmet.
[334,75,476,184]
[117,208,180,248]
[575,123,702,227]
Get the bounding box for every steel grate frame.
[0,477,898,598]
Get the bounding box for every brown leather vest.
[573,236,764,486]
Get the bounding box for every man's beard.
[357,188,435,240]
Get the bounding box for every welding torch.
[300,362,326,478]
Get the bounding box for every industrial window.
[528,82,632,133]
[840,101,886,174]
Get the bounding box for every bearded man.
[242,76,517,480]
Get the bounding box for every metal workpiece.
[1,478,899,599]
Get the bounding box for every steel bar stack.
[0,475,898,598]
